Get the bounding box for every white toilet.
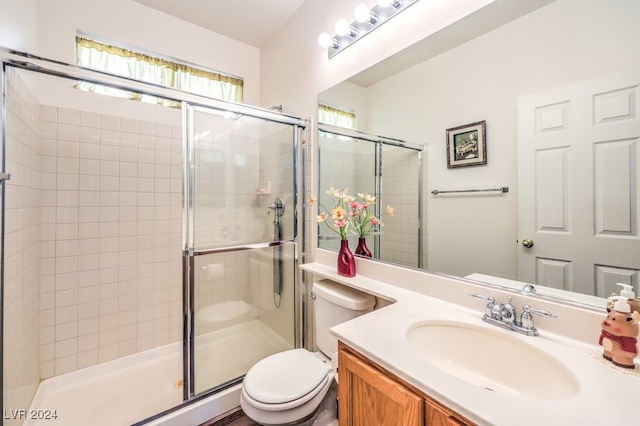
[240,279,376,425]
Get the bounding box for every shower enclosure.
[1,50,304,425]
[317,124,423,268]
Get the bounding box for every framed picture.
[446,120,487,168]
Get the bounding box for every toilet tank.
[312,279,376,358]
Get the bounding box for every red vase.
[355,237,372,257]
[337,240,356,277]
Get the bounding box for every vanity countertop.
[301,261,640,426]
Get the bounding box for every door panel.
[518,70,640,297]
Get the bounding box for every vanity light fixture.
[318,0,420,58]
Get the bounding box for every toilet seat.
[243,349,332,410]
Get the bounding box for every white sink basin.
[406,322,579,401]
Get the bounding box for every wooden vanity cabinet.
[338,342,475,426]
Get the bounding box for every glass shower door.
[185,105,299,396]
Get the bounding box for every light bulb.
[377,0,393,7]
[334,19,351,36]
[318,32,334,48]
[354,3,371,23]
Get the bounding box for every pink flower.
[334,218,348,228]
[316,212,328,222]
[308,196,317,205]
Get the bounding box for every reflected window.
[318,103,356,129]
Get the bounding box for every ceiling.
[133,0,307,47]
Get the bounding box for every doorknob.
[521,238,534,248]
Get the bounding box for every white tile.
[56,305,78,324]
[78,285,99,304]
[100,114,120,131]
[55,338,78,358]
[77,349,98,369]
[138,121,155,135]
[57,206,80,227]
[118,339,137,357]
[121,118,138,133]
[40,360,55,379]
[54,354,78,375]
[56,224,79,240]
[58,108,79,125]
[99,298,118,315]
[58,124,80,142]
[98,345,118,363]
[78,223,100,239]
[78,333,98,352]
[79,175,100,191]
[40,105,57,123]
[56,321,78,340]
[100,129,120,146]
[41,342,55,362]
[77,315,99,333]
[79,159,100,175]
[40,309,55,327]
[80,111,100,128]
[55,288,78,308]
[58,140,80,158]
[57,191,79,207]
[80,127,100,145]
[99,318,118,335]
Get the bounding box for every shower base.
[24,320,291,426]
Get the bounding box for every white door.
[518,70,640,297]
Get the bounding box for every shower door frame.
[317,124,424,268]
[181,102,305,399]
[0,47,307,416]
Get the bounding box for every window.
[318,103,356,129]
[75,36,243,106]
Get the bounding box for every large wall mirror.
[317,0,640,309]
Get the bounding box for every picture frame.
[446,120,487,168]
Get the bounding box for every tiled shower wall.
[4,68,42,415]
[37,104,183,378]
[380,146,421,267]
[4,67,185,398]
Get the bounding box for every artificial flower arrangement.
[308,186,394,241]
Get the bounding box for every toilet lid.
[244,349,331,404]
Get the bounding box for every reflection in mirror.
[317,125,423,268]
[317,0,640,309]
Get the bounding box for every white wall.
[260,0,496,115]
[0,0,40,52]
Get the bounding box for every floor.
[201,408,258,426]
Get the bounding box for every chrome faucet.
[469,293,556,336]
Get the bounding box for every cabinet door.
[426,398,468,426]
[339,347,423,426]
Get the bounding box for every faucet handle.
[469,293,495,303]
[469,293,496,317]
[521,305,556,332]
[523,305,556,318]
